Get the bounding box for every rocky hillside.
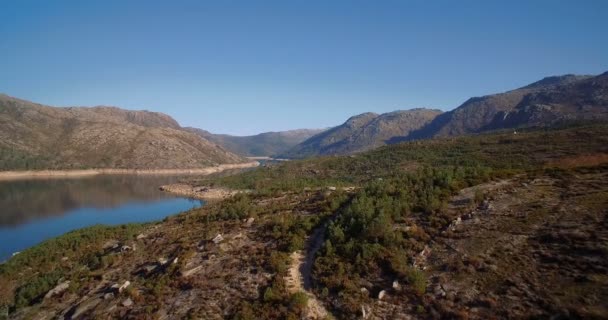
[0,95,246,170]
[409,72,608,138]
[186,128,325,157]
[283,109,442,157]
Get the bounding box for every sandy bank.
[0,162,259,181]
[159,184,244,200]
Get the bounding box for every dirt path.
[285,224,331,319]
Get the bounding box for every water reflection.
[0,175,204,261]
[0,175,192,226]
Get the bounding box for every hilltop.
[286,72,608,158]
[0,95,246,170]
[283,109,442,157]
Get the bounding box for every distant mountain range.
[2,71,607,169]
[186,128,326,157]
[281,109,442,158]
[284,71,608,158]
[0,95,246,170]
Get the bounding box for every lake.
[0,175,203,262]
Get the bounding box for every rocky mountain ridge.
[286,71,608,157]
[0,94,246,170]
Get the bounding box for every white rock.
[111,280,131,293]
[44,281,71,299]
[392,280,400,290]
[122,298,133,307]
[378,290,386,300]
[212,234,224,244]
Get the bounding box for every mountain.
[409,72,608,139]
[0,94,246,170]
[282,109,442,157]
[186,128,326,157]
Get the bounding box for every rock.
[104,292,115,300]
[360,287,369,295]
[143,264,158,273]
[158,257,168,265]
[111,281,131,293]
[72,297,103,319]
[61,256,69,261]
[182,265,203,277]
[361,305,369,319]
[378,290,386,300]
[433,284,446,297]
[392,280,401,290]
[172,257,179,264]
[103,240,120,250]
[212,234,224,244]
[245,217,255,227]
[136,233,146,240]
[44,281,71,299]
[327,186,337,191]
[122,298,133,307]
[120,245,132,252]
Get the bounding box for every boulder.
[44,281,71,299]
[392,280,401,290]
[122,298,133,307]
[378,290,386,300]
[182,265,204,278]
[212,234,224,244]
[111,281,131,293]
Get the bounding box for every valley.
[1,124,606,319]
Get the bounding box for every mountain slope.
[410,72,608,138]
[283,109,442,157]
[0,95,246,170]
[186,128,325,157]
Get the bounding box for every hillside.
[0,95,246,170]
[410,72,608,138]
[2,124,607,319]
[186,128,325,157]
[285,72,608,158]
[283,109,442,157]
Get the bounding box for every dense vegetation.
[204,124,608,191]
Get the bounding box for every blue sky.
[1,1,607,135]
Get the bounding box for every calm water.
[0,175,203,261]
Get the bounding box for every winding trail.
[285,223,331,319]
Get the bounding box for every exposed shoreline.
[0,162,259,181]
[159,184,245,200]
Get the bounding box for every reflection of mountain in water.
[0,175,191,226]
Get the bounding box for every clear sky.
[1,1,607,135]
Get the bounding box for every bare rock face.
[0,94,247,170]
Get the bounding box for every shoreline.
[159,184,245,200]
[0,162,259,181]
